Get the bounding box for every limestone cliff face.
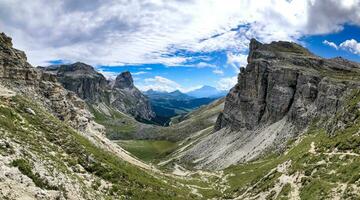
[42,62,108,103]
[0,33,96,132]
[110,72,155,121]
[216,39,360,133]
[182,39,360,170]
[40,63,155,121]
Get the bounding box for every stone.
[25,108,36,115]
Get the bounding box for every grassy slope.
[83,88,360,199]
[115,140,177,162]
[89,98,224,165]
[0,95,197,199]
[88,104,139,140]
[222,89,360,199]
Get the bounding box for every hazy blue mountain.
[144,89,216,125]
[186,85,227,98]
[145,89,193,100]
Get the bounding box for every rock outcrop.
[111,72,155,121]
[181,38,360,170]
[41,62,108,103]
[40,63,155,121]
[0,33,96,132]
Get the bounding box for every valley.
[1,31,360,200]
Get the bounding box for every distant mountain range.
[145,89,193,100]
[186,85,227,98]
[144,88,224,125]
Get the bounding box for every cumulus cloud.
[227,53,248,72]
[306,0,360,34]
[339,39,360,55]
[0,0,358,67]
[137,76,182,92]
[217,76,237,90]
[322,40,338,49]
[212,69,224,75]
[96,69,119,80]
[193,62,216,68]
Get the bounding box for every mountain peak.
[248,38,314,63]
[187,85,226,98]
[0,32,12,47]
[58,62,95,73]
[114,71,134,89]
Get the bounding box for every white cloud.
[194,62,216,68]
[97,69,119,80]
[217,76,237,91]
[212,69,224,75]
[227,53,248,72]
[1,0,358,67]
[137,76,202,92]
[322,40,338,49]
[137,76,182,92]
[339,39,360,55]
[132,71,148,75]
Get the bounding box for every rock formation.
[0,33,96,132]
[111,72,155,121]
[181,38,360,170]
[40,63,155,121]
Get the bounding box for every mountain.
[145,89,193,100]
[178,38,360,170]
[39,63,155,121]
[144,89,217,125]
[0,32,196,199]
[3,31,360,199]
[186,85,227,98]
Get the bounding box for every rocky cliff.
[110,71,155,121]
[0,33,97,132]
[0,32,196,199]
[40,62,109,103]
[181,38,360,170]
[40,63,155,121]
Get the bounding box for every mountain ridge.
[186,85,227,98]
[39,63,155,122]
[178,38,360,170]
[2,31,360,199]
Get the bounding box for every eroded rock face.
[110,71,155,121]
[0,32,94,132]
[114,71,134,88]
[216,39,360,133]
[182,39,360,170]
[41,62,109,103]
[40,63,155,121]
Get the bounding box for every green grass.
[11,159,58,190]
[223,88,360,199]
[0,95,197,199]
[88,104,138,140]
[117,140,178,162]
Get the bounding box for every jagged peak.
[0,32,13,47]
[114,71,134,88]
[249,38,263,51]
[56,62,96,74]
[247,39,314,63]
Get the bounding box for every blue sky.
[0,0,359,92]
[98,24,360,92]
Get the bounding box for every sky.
[0,0,359,92]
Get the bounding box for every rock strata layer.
[181,38,360,170]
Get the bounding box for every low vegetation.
[0,95,196,199]
[116,140,177,162]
